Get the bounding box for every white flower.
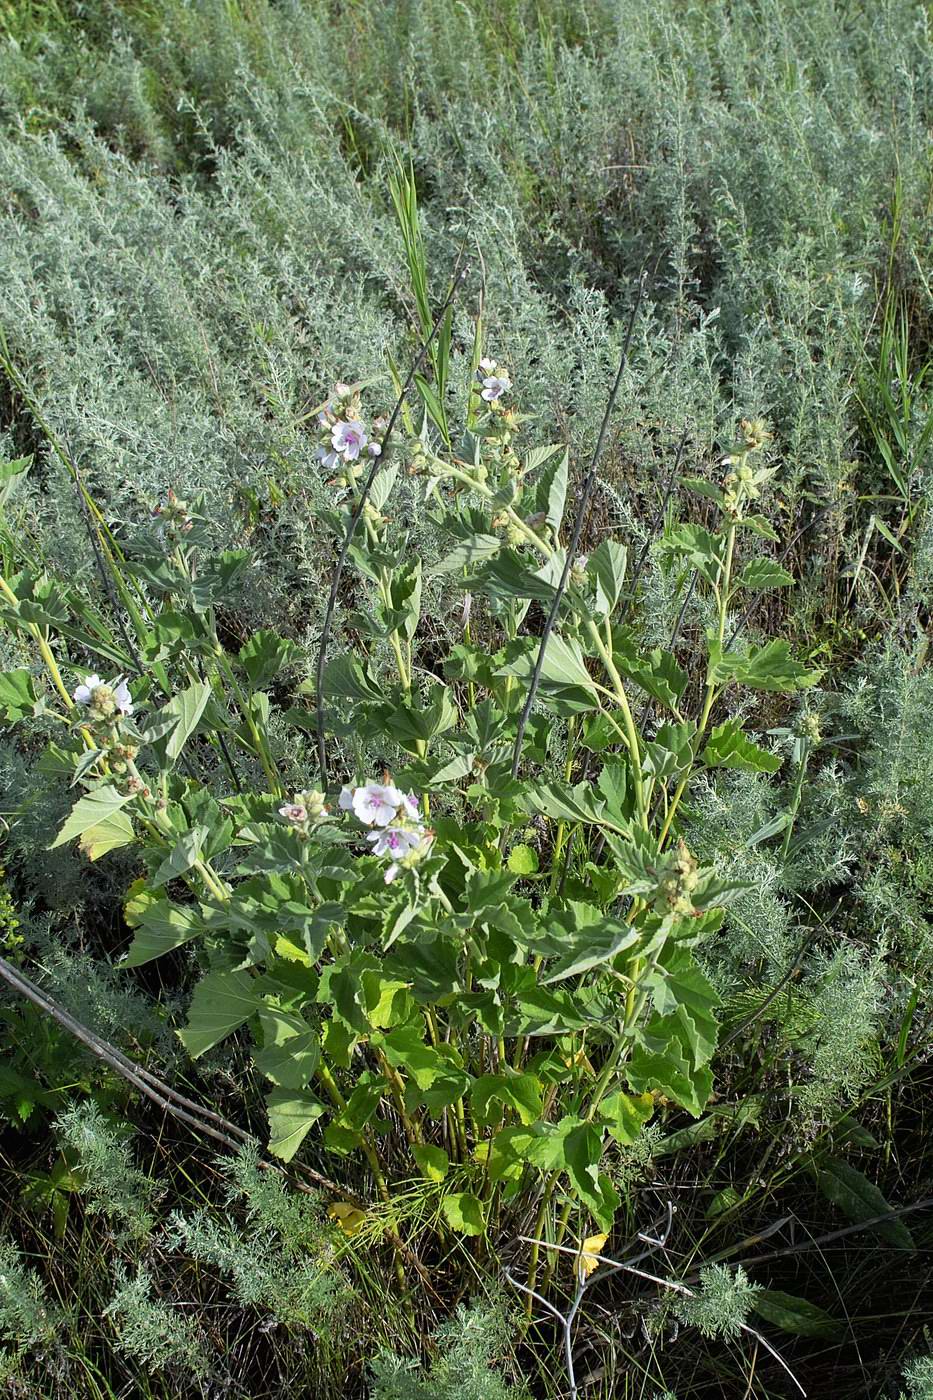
[279,802,308,824]
[478,357,497,372]
[332,420,368,461]
[351,782,404,827]
[366,826,424,859]
[113,680,134,716]
[338,786,355,811]
[73,674,133,716]
[384,862,400,884]
[481,374,511,402]
[368,441,382,457]
[73,674,102,706]
[400,791,420,822]
[314,444,339,471]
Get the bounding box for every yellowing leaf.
[328,1201,367,1236]
[274,934,313,966]
[78,810,135,860]
[576,1233,608,1281]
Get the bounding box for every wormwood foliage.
[0,275,817,1267]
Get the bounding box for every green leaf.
[389,558,422,641]
[541,908,643,984]
[738,514,780,541]
[588,539,628,616]
[524,780,622,830]
[255,1008,320,1090]
[239,630,300,689]
[430,526,502,575]
[151,825,208,888]
[816,1158,915,1250]
[626,1034,713,1117]
[177,970,259,1059]
[0,668,36,721]
[384,683,457,749]
[531,447,569,534]
[50,785,132,850]
[613,637,688,711]
[0,454,31,484]
[467,550,560,604]
[643,721,697,779]
[558,1121,619,1230]
[498,632,596,694]
[157,680,213,764]
[412,1142,449,1181]
[471,1072,543,1127]
[507,844,539,875]
[318,654,385,702]
[735,558,794,591]
[682,477,725,507]
[368,461,399,513]
[599,1090,654,1145]
[79,810,136,860]
[122,892,206,967]
[708,638,818,693]
[643,946,720,1068]
[597,760,630,819]
[413,372,448,440]
[265,1087,325,1162]
[441,1191,486,1236]
[378,1025,471,1111]
[662,522,723,585]
[752,1290,839,1338]
[702,719,782,773]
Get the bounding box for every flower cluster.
[313,383,385,476]
[720,418,776,516]
[152,489,193,539]
[278,788,328,835]
[653,840,701,918]
[73,674,134,722]
[476,357,511,403]
[338,780,429,883]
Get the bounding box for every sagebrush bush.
[370,1300,529,1400]
[104,1268,209,1379]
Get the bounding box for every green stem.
[658,513,738,848]
[584,618,647,826]
[524,1168,562,1315]
[213,647,284,797]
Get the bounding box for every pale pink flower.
[481,374,511,402]
[478,357,497,373]
[351,782,404,827]
[332,420,368,461]
[279,803,308,824]
[366,826,424,859]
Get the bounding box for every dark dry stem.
[0,952,361,1205]
[314,254,468,785]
